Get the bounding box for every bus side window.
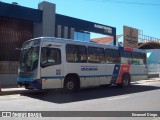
[132,52,143,65]
[105,49,120,64]
[120,51,132,64]
[41,47,61,68]
[96,47,105,63]
[66,44,87,63]
[143,53,147,64]
[88,47,105,63]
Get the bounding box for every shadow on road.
[21,84,160,104]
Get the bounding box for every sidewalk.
[136,77,160,83]
[0,87,27,96]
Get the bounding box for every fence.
[0,61,18,74]
[138,30,160,43]
[147,64,160,76]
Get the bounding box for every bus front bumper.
[17,79,42,90]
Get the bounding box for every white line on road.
[107,96,130,101]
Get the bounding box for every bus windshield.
[19,39,41,73]
[19,46,39,72]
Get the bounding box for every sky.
[1,0,160,41]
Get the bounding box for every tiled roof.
[91,35,122,44]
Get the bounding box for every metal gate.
[0,17,33,74]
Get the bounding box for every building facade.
[0,1,116,87]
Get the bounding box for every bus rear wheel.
[64,77,77,92]
[118,74,131,88]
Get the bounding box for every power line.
[85,0,160,6]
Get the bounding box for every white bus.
[17,37,148,92]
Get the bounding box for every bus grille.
[19,72,33,78]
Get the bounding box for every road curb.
[0,80,2,95]
[0,88,27,96]
[145,80,160,82]
[136,79,160,84]
[0,91,17,96]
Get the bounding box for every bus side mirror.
[15,48,21,51]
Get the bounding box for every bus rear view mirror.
[15,48,21,51]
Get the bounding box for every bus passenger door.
[40,47,63,89]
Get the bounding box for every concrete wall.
[0,61,18,87]
[56,25,62,38]
[146,49,160,77]
[69,28,75,39]
[0,74,17,88]
[33,1,75,39]
[56,25,75,39]
[63,26,68,39]
[34,1,56,38]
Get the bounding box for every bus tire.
[118,73,131,88]
[64,76,78,93]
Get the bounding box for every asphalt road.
[0,80,160,120]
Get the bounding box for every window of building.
[88,47,105,63]
[84,33,90,42]
[77,32,84,41]
[105,49,120,63]
[74,32,78,40]
[74,31,90,42]
[66,44,87,63]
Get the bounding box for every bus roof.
[29,37,146,53]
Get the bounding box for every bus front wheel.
[64,77,78,92]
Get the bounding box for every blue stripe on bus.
[41,76,65,79]
[80,74,119,78]
[131,74,148,76]
[41,74,147,80]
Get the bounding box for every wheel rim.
[123,77,129,86]
[66,81,75,90]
